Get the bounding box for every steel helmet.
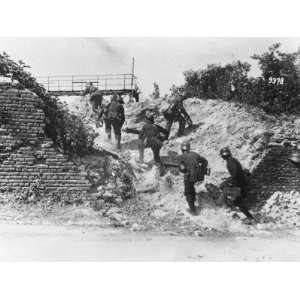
[145,110,154,122]
[181,141,191,152]
[220,147,231,158]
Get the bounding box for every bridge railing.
[37,73,138,93]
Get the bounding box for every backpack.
[195,158,208,182]
[108,102,124,122]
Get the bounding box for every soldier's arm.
[155,124,169,137]
[197,155,207,167]
[138,126,146,141]
[180,106,191,119]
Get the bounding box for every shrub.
[0,52,96,157]
[251,43,300,113]
[170,43,300,115]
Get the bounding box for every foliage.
[251,43,300,113]
[0,52,96,157]
[173,61,251,101]
[170,43,300,114]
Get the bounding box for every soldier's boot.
[177,119,186,137]
[116,134,121,150]
[152,147,161,164]
[138,145,144,163]
[186,194,197,215]
[105,124,112,140]
[235,197,254,220]
[158,164,166,177]
[165,120,173,138]
[238,205,254,220]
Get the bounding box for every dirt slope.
[63,95,300,234]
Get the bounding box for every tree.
[171,61,251,101]
[252,43,300,113]
[0,52,96,157]
[169,43,300,114]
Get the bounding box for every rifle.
[163,160,211,176]
[123,127,141,135]
[123,125,169,142]
[155,124,169,138]
[162,161,180,168]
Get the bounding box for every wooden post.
[71,75,74,91]
[130,57,135,102]
[47,76,50,91]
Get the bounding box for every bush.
[172,61,251,101]
[170,43,300,115]
[0,52,96,157]
[251,43,300,113]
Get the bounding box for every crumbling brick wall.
[0,88,92,200]
[248,144,300,206]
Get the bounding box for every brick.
[0,88,93,199]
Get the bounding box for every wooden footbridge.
[37,73,141,101]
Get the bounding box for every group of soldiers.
[83,82,254,221]
[82,82,193,151]
[83,83,125,149]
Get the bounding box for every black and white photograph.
[0,37,300,261]
[2,1,300,299]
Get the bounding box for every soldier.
[219,147,255,220]
[106,95,125,149]
[138,111,168,165]
[82,82,103,127]
[100,97,112,139]
[82,82,97,96]
[178,142,209,215]
[163,96,193,138]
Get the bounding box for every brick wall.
[0,88,92,200]
[248,144,300,206]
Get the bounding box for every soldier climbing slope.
[106,94,125,150]
[82,82,103,128]
[219,147,255,221]
[82,82,98,96]
[163,96,193,138]
[138,111,169,165]
[100,96,112,140]
[177,142,209,215]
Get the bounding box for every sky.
[0,37,300,97]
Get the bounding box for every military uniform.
[90,90,103,122]
[107,100,125,149]
[138,122,164,164]
[82,85,103,122]
[223,156,254,219]
[164,98,192,137]
[179,151,208,213]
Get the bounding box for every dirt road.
[1,223,300,261]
